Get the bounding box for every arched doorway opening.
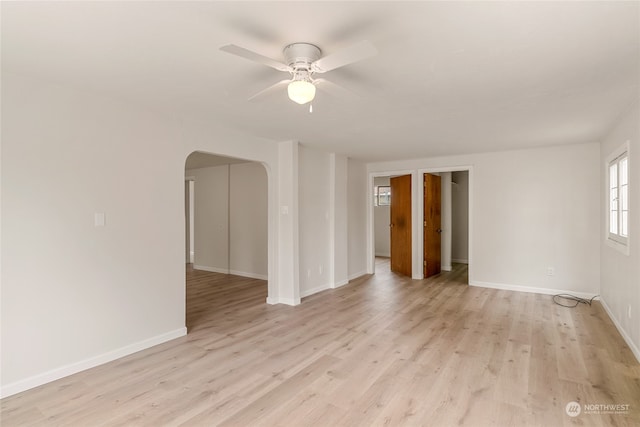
[184,151,269,330]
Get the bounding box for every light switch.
[94,213,105,227]
[281,206,289,215]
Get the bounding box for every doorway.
[369,168,471,281]
[185,152,267,278]
[373,174,413,276]
[390,175,412,276]
[420,168,471,283]
[184,151,269,329]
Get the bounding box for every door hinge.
[424,221,426,227]
[423,260,427,266]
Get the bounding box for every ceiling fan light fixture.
[287,80,316,104]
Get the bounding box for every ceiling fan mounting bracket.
[283,43,322,71]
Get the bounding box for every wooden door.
[390,175,412,276]
[424,173,442,278]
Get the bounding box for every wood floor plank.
[1,260,638,426]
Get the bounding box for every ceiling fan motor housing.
[283,43,322,73]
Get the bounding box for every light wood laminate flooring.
[2,259,639,426]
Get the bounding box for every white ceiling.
[3,1,639,162]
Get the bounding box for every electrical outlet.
[307,269,311,278]
[628,305,632,319]
[94,212,105,227]
[546,267,555,276]
[318,265,323,275]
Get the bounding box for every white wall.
[373,176,390,257]
[298,145,332,297]
[368,142,601,295]
[186,162,268,279]
[452,171,469,263]
[600,102,640,362]
[188,165,229,272]
[230,162,268,279]
[0,73,296,397]
[347,158,368,280]
[329,154,349,288]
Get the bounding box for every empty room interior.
[1,2,639,426]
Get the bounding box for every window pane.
[607,149,629,241]
[620,157,628,186]
[610,183,618,234]
[378,186,391,206]
[610,163,618,188]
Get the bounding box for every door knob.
[436,228,442,233]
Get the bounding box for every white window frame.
[606,141,630,255]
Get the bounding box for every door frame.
[367,170,417,276]
[185,176,195,264]
[367,166,474,281]
[418,166,473,282]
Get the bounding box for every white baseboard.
[470,280,598,300]
[599,298,640,364]
[452,258,468,264]
[332,279,349,289]
[0,327,187,399]
[441,265,452,272]
[301,278,350,298]
[266,296,300,306]
[193,265,228,274]
[278,297,300,306]
[229,270,268,280]
[194,266,267,281]
[301,284,330,298]
[348,270,367,281]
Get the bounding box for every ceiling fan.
[220,41,377,105]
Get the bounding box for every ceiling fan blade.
[248,79,291,101]
[314,78,358,99]
[220,44,291,72]
[311,40,377,73]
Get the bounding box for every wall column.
[270,140,300,305]
[329,153,349,288]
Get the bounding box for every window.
[374,186,391,206]
[607,144,629,252]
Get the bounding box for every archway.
[184,151,269,329]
